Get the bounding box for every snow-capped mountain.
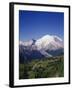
[19,35,64,63]
[35,35,63,50]
[20,39,36,46]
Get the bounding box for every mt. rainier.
[35,35,63,50]
[19,35,64,62]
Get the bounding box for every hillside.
[19,55,64,79]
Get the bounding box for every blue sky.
[19,10,64,41]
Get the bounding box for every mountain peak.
[35,34,63,50]
[41,34,53,40]
[39,35,62,42]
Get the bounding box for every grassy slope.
[19,56,64,79]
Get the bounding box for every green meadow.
[19,55,64,79]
